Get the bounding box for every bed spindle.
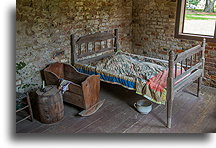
[100,41,102,50]
[93,42,96,51]
[194,54,197,64]
[86,43,88,53]
[78,44,81,55]
[185,58,188,70]
[180,61,183,74]
[109,39,113,49]
[114,29,118,52]
[199,51,201,62]
[190,56,193,67]
[105,40,108,48]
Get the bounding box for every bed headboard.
[71,29,118,65]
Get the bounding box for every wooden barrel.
[36,85,64,124]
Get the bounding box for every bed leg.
[167,98,173,128]
[167,50,174,128]
[197,77,202,97]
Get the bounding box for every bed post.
[114,29,118,52]
[167,50,175,128]
[197,38,206,97]
[71,34,76,65]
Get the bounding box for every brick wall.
[16,0,132,92]
[16,0,215,92]
[132,0,216,87]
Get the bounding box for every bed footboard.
[166,38,206,128]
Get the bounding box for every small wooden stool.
[36,85,64,124]
[16,92,34,124]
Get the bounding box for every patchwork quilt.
[75,51,182,104]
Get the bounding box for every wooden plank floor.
[16,83,216,133]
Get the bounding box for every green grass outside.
[185,6,216,20]
[191,8,216,12]
[185,13,216,20]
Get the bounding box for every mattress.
[74,51,183,104]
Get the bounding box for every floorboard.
[16,83,216,133]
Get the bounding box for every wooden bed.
[70,29,206,128]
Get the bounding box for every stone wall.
[132,0,216,87]
[16,0,215,92]
[16,0,133,92]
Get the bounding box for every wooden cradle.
[70,29,206,128]
[44,62,104,116]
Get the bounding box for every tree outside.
[186,0,216,12]
[184,0,216,36]
[204,0,216,12]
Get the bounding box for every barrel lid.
[36,85,60,96]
